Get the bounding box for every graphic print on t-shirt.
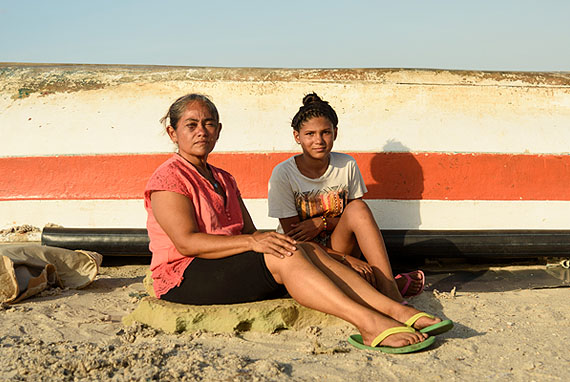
[294,186,348,220]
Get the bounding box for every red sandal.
[396,270,425,297]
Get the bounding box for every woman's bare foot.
[359,316,428,348]
[394,305,442,331]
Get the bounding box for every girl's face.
[293,116,337,160]
[167,101,221,162]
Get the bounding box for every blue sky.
[1,0,568,71]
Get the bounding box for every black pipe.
[42,227,151,256]
[383,230,570,258]
[41,227,570,258]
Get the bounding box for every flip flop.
[395,270,425,298]
[347,326,436,354]
[404,312,454,335]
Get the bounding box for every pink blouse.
[144,154,245,298]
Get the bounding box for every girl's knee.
[344,199,372,216]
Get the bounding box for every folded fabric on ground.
[0,244,102,303]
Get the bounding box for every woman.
[268,93,424,303]
[144,93,451,353]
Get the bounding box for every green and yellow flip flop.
[404,312,454,335]
[347,326,436,354]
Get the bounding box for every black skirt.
[161,251,287,305]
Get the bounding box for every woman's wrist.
[247,232,259,251]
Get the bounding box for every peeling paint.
[17,88,32,98]
[1,64,569,99]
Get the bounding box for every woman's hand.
[287,217,324,242]
[344,255,376,286]
[250,231,297,259]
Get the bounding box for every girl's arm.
[151,191,296,259]
[280,198,359,241]
[279,216,301,236]
[282,216,337,242]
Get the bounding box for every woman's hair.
[291,93,338,131]
[160,93,219,129]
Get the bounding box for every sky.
[1,0,569,72]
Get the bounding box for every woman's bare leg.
[301,242,440,330]
[264,247,427,347]
[330,199,422,301]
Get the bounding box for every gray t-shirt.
[268,152,367,232]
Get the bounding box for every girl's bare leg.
[330,199,421,301]
[263,247,427,347]
[300,242,440,330]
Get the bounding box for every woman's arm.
[151,191,296,259]
[239,196,257,234]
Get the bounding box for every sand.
[0,260,568,382]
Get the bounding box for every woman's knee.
[263,253,284,284]
[263,247,313,283]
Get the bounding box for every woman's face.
[167,101,221,162]
[294,116,337,160]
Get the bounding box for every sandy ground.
[0,247,569,381]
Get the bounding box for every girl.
[268,93,424,303]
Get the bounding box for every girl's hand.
[250,231,297,258]
[344,255,376,286]
[288,217,324,241]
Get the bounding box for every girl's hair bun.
[291,92,338,131]
[302,92,323,106]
